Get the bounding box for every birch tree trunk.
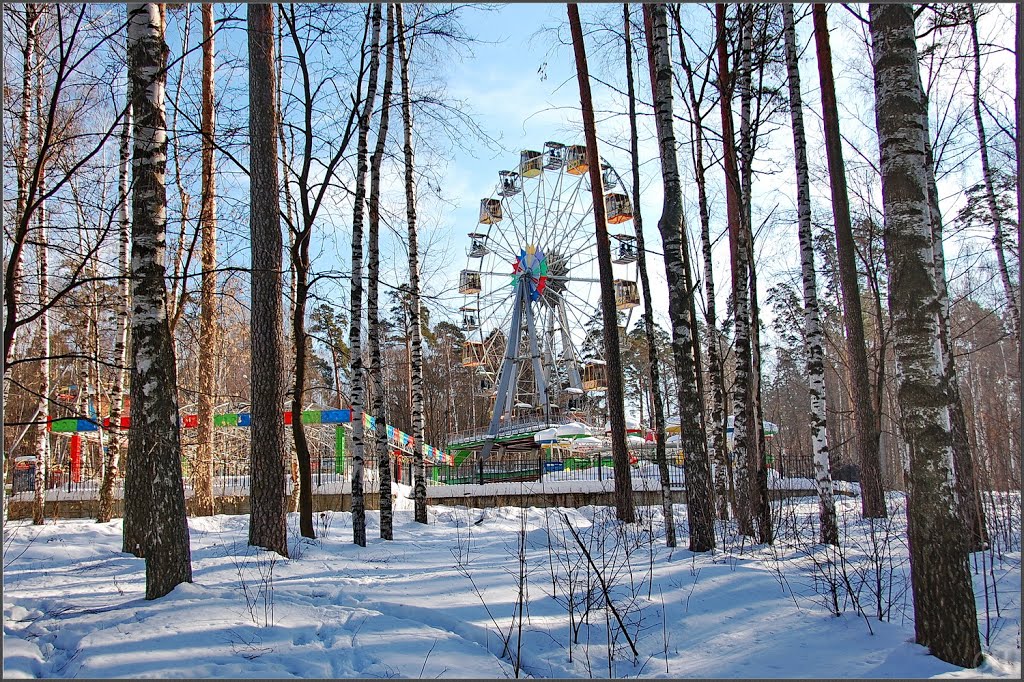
[813,3,887,519]
[124,2,193,599]
[716,3,755,537]
[28,4,49,527]
[967,4,1020,347]
[247,2,288,558]
[924,139,987,550]
[782,3,838,546]
[672,7,732,521]
[869,3,980,667]
[568,2,636,524]
[396,4,429,525]
[98,90,132,524]
[5,4,39,423]
[31,182,49,528]
[625,2,675,547]
[348,4,383,545]
[194,2,218,518]
[643,2,714,550]
[369,4,396,540]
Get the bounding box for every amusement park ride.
[450,142,642,463]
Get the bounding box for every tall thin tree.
[124,2,193,598]
[369,3,397,540]
[643,2,715,551]
[194,2,218,518]
[672,4,733,520]
[624,3,675,547]
[567,2,635,524]
[781,3,838,546]
[966,4,1019,347]
[348,4,383,545]
[395,3,429,525]
[869,3,981,667]
[98,92,131,524]
[716,3,756,536]
[812,3,886,519]
[247,2,289,557]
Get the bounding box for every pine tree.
[813,3,887,519]
[247,2,288,558]
[194,2,218,518]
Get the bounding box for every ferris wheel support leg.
[522,290,549,416]
[557,300,584,390]
[480,282,528,461]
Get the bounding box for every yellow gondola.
[582,361,607,391]
[478,198,502,224]
[462,341,486,367]
[520,150,544,178]
[613,279,640,310]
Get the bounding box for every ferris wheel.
[457,142,642,458]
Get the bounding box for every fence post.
[478,458,484,486]
[538,456,544,483]
[597,455,602,482]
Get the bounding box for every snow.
[3,493,1019,679]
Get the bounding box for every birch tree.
[624,3,675,547]
[643,2,715,551]
[716,3,756,537]
[124,2,193,598]
[98,94,131,524]
[671,4,733,520]
[869,2,980,667]
[247,2,288,558]
[396,3,428,525]
[368,4,397,541]
[348,4,383,546]
[781,3,838,546]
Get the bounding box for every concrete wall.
[7,487,842,521]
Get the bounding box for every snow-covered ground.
[3,491,1020,678]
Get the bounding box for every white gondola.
[543,141,566,170]
[612,234,637,264]
[498,170,522,196]
[468,232,490,258]
[461,305,478,330]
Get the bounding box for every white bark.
[782,3,837,545]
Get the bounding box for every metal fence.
[13,452,823,499]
